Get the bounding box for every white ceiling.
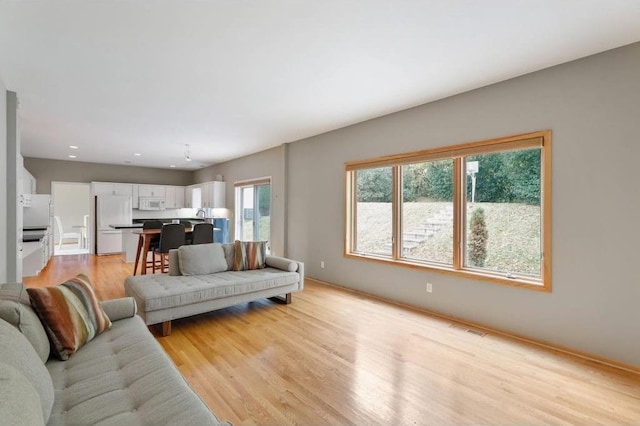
[1,1,639,170]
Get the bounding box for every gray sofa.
[0,283,228,426]
[124,243,304,336]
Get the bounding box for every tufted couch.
[0,282,229,426]
[124,242,304,336]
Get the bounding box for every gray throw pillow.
[221,243,235,271]
[0,283,50,362]
[178,243,228,276]
[0,299,50,362]
[0,282,31,304]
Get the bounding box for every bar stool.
[191,223,214,245]
[143,221,163,272]
[180,220,193,244]
[153,224,186,273]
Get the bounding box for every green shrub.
[357,167,392,202]
[468,207,488,267]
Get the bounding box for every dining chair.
[180,220,194,244]
[54,215,81,249]
[153,223,186,273]
[191,223,214,245]
[143,220,163,272]
[81,215,89,249]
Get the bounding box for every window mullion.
[252,186,258,240]
[347,171,357,253]
[392,165,402,260]
[453,158,464,270]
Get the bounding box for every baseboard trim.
[305,277,640,376]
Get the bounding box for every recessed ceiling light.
[134,153,141,156]
[68,155,77,159]
[69,145,78,149]
[169,165,176,168]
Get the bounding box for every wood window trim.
[344,130,552,292]
[234,177,272,187]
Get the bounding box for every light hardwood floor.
[24,255,640,425]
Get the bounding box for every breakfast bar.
[132,227,190,275]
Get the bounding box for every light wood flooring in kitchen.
[24,254,640,425]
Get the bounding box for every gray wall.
[0,82,7,282]
[24,157,194,194]
[194,145,287,257]
[6,92,19,281]
[287,43,640,366]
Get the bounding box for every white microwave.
[139,197,166,210]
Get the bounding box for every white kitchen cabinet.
[175,186,185,208]
[164,186,185,209]
[22,241,43,277]
[132,185,139,208]
[97,230,123,254]
[92,182,112,195]
[122,229,140,263]
[202,181,225,208]
[200,183,211,208]
[21,231,51,277]
[22,167,36,194]
[138,184,165,198]
[92,182,133,197]
[185,182,224,209]
[113,183,132,196]
[185,185,196,208]
[21,193,32,207]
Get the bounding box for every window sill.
[344,252,550,292]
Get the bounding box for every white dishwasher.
[97,230,123,254]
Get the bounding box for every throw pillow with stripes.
[233,240,267,271]
[27,274,111,360]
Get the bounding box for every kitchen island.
[22,225,53,277]
[111,218,211,263]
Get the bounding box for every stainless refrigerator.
[95,195,132,254]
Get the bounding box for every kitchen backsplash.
[132,208,197,220]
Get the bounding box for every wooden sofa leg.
[270,293,292,305]
[160,320,171,337]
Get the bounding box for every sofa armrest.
[265,256,304,290]
[265,255,298,272]
[101,297,137,321]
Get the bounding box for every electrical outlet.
[426,283,433,293]
[321,261,325,269]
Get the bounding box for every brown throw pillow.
[233,240,267,271]
[27,274,112,360]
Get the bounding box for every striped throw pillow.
[233,240,267,271]
[27,274,111,360]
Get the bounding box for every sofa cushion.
[46,316,228,426]
[126,268,300,312]
[0,282,50,362]
[0,361,45,426]
[27,274,112,361]
[0,318,54,423]
[178,243,228,275]
[233,240,266,271]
